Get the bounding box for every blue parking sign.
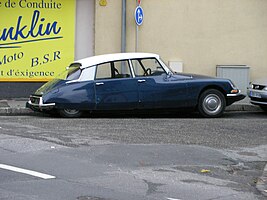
[135,6,144,26]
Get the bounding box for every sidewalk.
[0,98,34,116]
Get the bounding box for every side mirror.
[164,71,173,81]
[167,71,172,78]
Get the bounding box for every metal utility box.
[216,65,250,95]
[168,61,183,73]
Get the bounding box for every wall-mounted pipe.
[121,0,126,53]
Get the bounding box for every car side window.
[113,60,132,78]
[79,66,96,81]
[95,62,111,80]
[131,58,166,77]
[95,60,132,80]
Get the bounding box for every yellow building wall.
[95,0,267,80]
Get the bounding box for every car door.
[94,60,139,110]
[131,58,188,109]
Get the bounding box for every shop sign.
[0,0,76,82]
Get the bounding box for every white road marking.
[166,198,182,200]
[0,164,56,179]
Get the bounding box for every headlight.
[263,86,267,91]
[248,82,252,89]
[230,89,239,94]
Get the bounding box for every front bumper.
[26,95,55,111]
[226,92,246,105]
[247,89,267,106]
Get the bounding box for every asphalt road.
[0,111,266,200]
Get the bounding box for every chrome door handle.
[138,79,146,83]
[96,82,104,86]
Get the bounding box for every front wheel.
[59,109,82,118]
[198,89,226,118]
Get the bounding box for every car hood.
[174,72,213,79]
[34,79,67,95]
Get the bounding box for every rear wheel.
[59,109,82,118]
[198,89,226,118]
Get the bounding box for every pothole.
[173,161,267,194]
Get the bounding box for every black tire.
[259,105,267,112]
[198,89,226,118]
[59,109,82,118]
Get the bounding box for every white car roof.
[75,53,160,69]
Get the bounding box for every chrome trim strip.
[227,93,241,97]
[251,100,267,105]
[227,90,243,97]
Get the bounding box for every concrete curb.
[0,100,264,116]
[0,99,36,116]
[256,165,267,197]
[0,107,35,116]
[226,103,262,112]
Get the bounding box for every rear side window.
[95,62,112,80]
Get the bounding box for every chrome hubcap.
[203,94,222,114]
[64,109,80,115]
